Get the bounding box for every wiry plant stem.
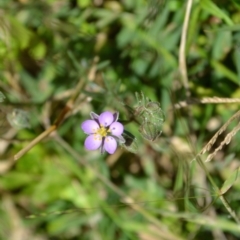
[219,195,240,225]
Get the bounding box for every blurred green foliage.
[1,0,240,239]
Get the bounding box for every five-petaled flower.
[81,111,125,154]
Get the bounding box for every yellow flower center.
[95,125,109,137]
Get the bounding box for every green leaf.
[234,47,240,79]
[211,60,239,84]
[30,41,47,60]
[220,167,239,195]
[212,30,232,60]
[200,0,234,26]
[0,172,34,189]
[77,0,90,8]
[8,15,33,49]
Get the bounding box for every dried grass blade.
[174,97,240,109]
[200,97,240,104]
[197,109,240,157]
[205,120,240,162]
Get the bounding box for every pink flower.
[81,111,125,154]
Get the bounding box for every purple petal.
[104,136,117,154]
[81,120,99,134]
[99,111,114,127]
[84,134,102,150]
[109,122,124,136]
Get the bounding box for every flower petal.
[99,111,114,127]
[109,122,124,136]
[81,120,99,134]
[104,136,117,154]
[84,134,102,150]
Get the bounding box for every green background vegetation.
[1,0,240,239]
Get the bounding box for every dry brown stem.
[179,0,193,97]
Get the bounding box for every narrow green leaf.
[211,60,239,84]
[212,30,232,60]
[200,0,234,26]
[220,167,239,195]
